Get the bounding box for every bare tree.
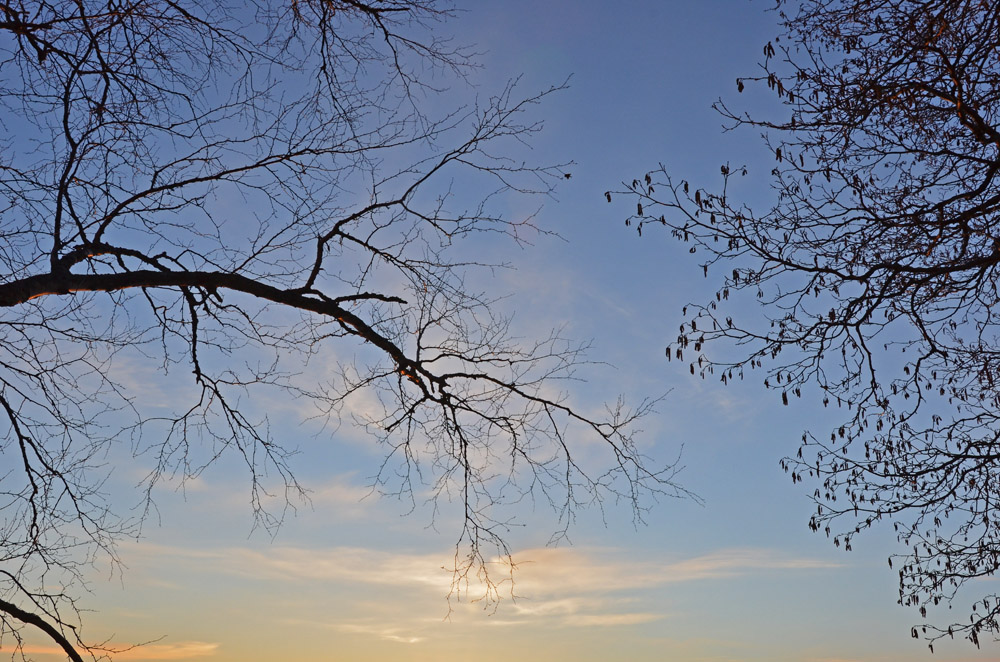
[621,0,1000,651]
[0,1,685,659]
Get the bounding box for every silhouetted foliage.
[624,0,1000,650]
[0,2,685,658]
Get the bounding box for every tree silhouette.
[0,1,684,658]
[623,0,1000,650]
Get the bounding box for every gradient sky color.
[10,2,1000,661]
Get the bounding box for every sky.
[10,2,1000,662]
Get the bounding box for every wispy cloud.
[327,622,424,644]
[497,546,840,597]
[125,542,837,644]
[223,545,451,587]
[304,474,377,511]
[131,542,838,593]
[113,642,220,660]
[17,642,218,661]
[280,615,429,644]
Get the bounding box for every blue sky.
[12,2,1000,661]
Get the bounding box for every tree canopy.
[0,2,683,658]
[623,0,1000,650]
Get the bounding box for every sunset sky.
[10,2,1000,661]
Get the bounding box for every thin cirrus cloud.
[17,642,219,661]
[133,542,839,592]
[456,546,841,597]
[306,620,426,644]
[115,543,841,647]
[263,545,839,642]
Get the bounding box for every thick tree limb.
[0,598,84,662]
